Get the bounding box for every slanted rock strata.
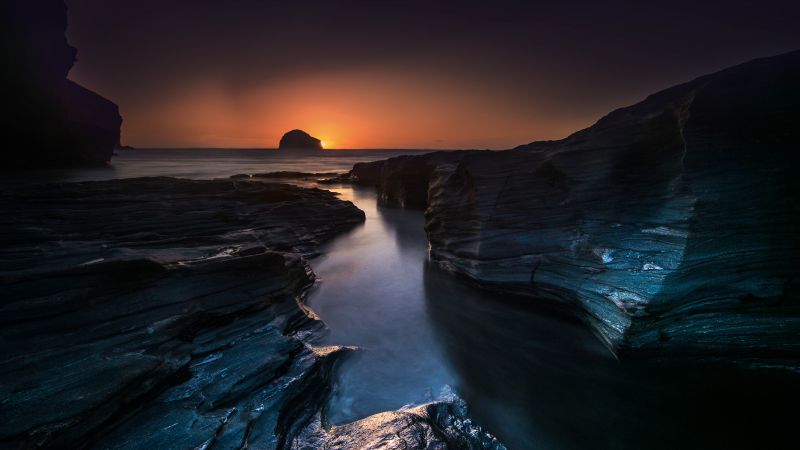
[350,50,800,366]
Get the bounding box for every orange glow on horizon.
[89,68,595,150]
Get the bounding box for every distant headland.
[279,129,322,150]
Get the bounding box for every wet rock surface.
[311,396,506,450]
[0,178,363,448]
[349,50,800,365]
[0,177,501,449]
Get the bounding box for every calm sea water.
[7,149,798,450]
[7,148,423,183]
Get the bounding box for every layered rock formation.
[0,178,363,448]
[351,50,800,365]
[0,0,121,168]
[279,129,323,150]
[0,176,502,449]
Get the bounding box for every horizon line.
[117,146,487,151]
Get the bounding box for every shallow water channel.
[307,184,799,450]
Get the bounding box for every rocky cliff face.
[351,50,800,365]
[0,0,122,168]
[279,129,323,150]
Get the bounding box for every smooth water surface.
[306,185,458,423]
[5,148,421,183]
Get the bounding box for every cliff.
[0,0,121,168]
[351,50,800,366]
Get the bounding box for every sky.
[66,0,800,149]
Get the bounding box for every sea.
[15,148,425,183]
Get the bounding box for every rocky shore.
[350,50,800,367]
[0,177,501,449]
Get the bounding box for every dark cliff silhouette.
[278,129,322,150]
[0,0,121,169]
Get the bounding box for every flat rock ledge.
[0,177,501,449]
[349,50,800,368]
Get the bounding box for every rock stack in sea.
[279,129,323,150]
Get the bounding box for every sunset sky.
[65,0,800,149]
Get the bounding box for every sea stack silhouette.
[279,129,323,150]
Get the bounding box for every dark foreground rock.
[351,151,477,208]
[350,50,800,366]
[1,0,122,168]
[0,177,501,449]
[279,130,323,150]
[301,395,505,450]
[0,178,363,448]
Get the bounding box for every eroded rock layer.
[1,179,363,448]
[351,50,800,364]
[0,177,503,449]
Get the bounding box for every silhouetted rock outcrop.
[350,50,800,367]
[0,0,121,168]
[279,129,323,150]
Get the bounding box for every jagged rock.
[0,178,364,448]
[0,177,503,449]
[294,395,506,450]
[348,50,800,365]
[0,0,122,168]
[279,130,323,150]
